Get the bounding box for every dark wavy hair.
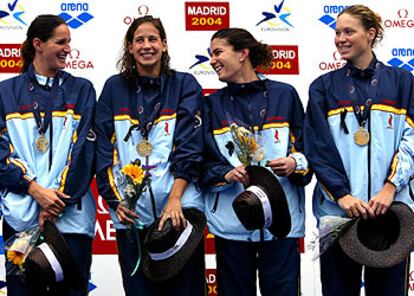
[117,15,171,83]
[20,14,66,73]
[211,28,273,68]
[339,5,384,48]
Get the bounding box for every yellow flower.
[7,250,25,266]
[121,164,144,185]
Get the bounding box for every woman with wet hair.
[305,5,414,295]
[202,27,311,296]
[95,15,205,295]
[0,14,96,295]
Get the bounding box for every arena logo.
[59,2,94,29]
[189,47,215,76]
[318,50,346,72]
[259,45,299,75]
[0,44,22,73]
[384,8,414,29]
[256,0,294,32]
[124,4,150,25]
[0,0,27,30]
[387,48,414,72]
[318,5,348,30]
[65,48,94,70]
[185,2,229,31]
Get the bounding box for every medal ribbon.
[346,61,382,128]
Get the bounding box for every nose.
[143,38,151,48]
[210,55,216,66]
[64,43,71,53]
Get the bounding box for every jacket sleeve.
[170,74,204,183]
[285,86,312,186]
[386,72,414,191]
[57,81,97,204]
[304,77,351,201]
[200,96,234,187]
[95,80,121,211]
[0,118,34,194]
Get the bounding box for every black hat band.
[246,185,272,228]
[148,221,194,261]
[37,243,64,282]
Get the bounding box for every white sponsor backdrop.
[0,0,413,295]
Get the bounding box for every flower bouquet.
[116,159,152,275]
[3,225,41,276]
[230,123,264,165]
[307,215,354,260]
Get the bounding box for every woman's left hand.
[159,196,186,231]
[369,182,396,216]
[266,156,296,176]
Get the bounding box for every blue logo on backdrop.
[189,48,211,70]
[59,2,93,29]
[388,48,414,72]
[0,235,4,255]
[319,5,348,29]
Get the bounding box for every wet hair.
[117,15,171,82]
[20,14,66,73]
[211,28,273,68]
[339,5,384,48]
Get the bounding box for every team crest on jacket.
[87,129,97,141]
[274,130,280,143]
[387,114,393,129]
[164,122,170,135]
[225,141,235,156]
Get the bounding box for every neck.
[232,66,259,84]
[137,64,161,78]
[32,59,57,77]
[351,51,374,70]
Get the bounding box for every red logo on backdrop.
[91,179,118,254]
[185,2,229,31]
[384,8,414,29]
[318,50,346,72]
[206,269,218,295]
[65,48,94,70]
[0,44,22,73]
[258,45,299,75]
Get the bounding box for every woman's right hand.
[224,165,250,186]
[28,181,66,216]
[116,201,139,225]
[337,194,375,219]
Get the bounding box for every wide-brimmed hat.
[232,165,291,238]
[339,202,414,268]
[142,208,206,282]
[24,221,84,292]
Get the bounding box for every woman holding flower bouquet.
[202,28,311,296]
[0,14,96,295]
[304,5,414,296]
[95,15,205,295]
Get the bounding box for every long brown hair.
[20,14,66,73]
[117,15,172,83]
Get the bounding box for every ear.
[239,48,250,62]
[32,38,43,52]
[162,39,168,52]
[367,28,376,43]
[128,42,133,54]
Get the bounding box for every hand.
[28,182,66,216]
[224,165,249,186]
[337,194,375,219]
[116,201,139,225]
[369,182,396,216]
[159,195,186,231]
[266,156,296,176]
[38,210,58,231]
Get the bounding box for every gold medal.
[136,140,152,157]
[354,127,370,146]
[35,134,49,152]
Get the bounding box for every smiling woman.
[0,14,96,295]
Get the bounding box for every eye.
[135,37,144,44]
